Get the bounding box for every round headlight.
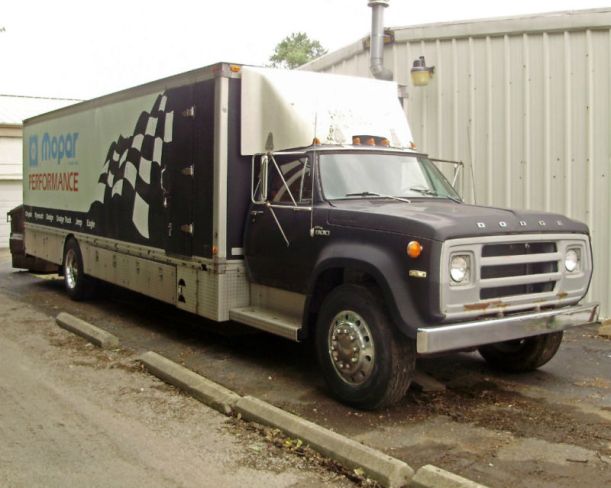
[565,249,579,272]
[450,255,469,283]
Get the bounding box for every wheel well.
[305,267,381,339]
[59,234,77,273]
[62,234,76,255]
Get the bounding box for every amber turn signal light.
[406,241,423,258]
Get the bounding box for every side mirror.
[251,153,270,204]
[260,155,269,202]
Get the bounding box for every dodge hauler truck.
[14,63,599,409]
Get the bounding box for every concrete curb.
[599,322,611,338]
[51,313,488,488]
[235,395,414,488]
[138,351,241,415]
[56,312,119,349]
[410,464,488,488]
[136,350,488,488]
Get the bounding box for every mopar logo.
[28,135,38,166]
[30,132,79,164]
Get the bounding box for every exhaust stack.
[368,0,393,80]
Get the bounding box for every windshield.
[319,152,461,201]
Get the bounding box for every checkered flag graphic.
[88,94,173,247]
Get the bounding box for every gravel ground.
[0,286,358,488]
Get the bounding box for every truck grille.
[479,241,560,300]
[442,233,592,321]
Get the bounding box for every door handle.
[180,223,193,235]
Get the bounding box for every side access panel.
[82,244,176,304]
[24,225,65,265]
[177,266,198,313]
[162,80,215,259]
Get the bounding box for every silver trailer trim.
[417,302,600,354]
[213,75,229,259]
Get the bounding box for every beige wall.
[0,126,23,247]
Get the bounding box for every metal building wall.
[0,128,24,248]
[306,9,611,317]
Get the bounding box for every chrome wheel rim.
[328,310,375,385]
[65,249,78,290]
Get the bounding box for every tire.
[478,331,563,373]
[315,284,416,410]
[63,238,95,301]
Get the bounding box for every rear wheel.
[63,239,95,301]
[478,332,563,372]
[315,284,415,410]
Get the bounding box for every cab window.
[270,156,312,205]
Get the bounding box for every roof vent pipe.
[368,0,393,80]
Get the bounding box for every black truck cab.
[244,143,597,409]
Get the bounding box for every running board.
[228,306,302,341]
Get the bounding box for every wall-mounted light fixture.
[410,56,435,86]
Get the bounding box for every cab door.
[244,153,317,293]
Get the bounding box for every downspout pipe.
[368,0,393,80]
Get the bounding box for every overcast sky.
[2,0,610,100]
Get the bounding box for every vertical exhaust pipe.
[368,0,393,80]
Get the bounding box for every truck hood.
[326,199,589,241]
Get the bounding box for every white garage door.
[0,180,22,248]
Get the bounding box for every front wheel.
[315,284,415,410]
[478,331,563,373]
[63,238,95,301]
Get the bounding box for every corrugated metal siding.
[306,10,611,317]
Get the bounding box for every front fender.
[304,241,427,339]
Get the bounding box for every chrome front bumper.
[416,302,600,354]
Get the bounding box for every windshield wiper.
[443,194,462,203]
[409,186,462,204]
[345,191,411,204]
[409,186,438,196]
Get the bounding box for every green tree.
[269,32,327,69]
